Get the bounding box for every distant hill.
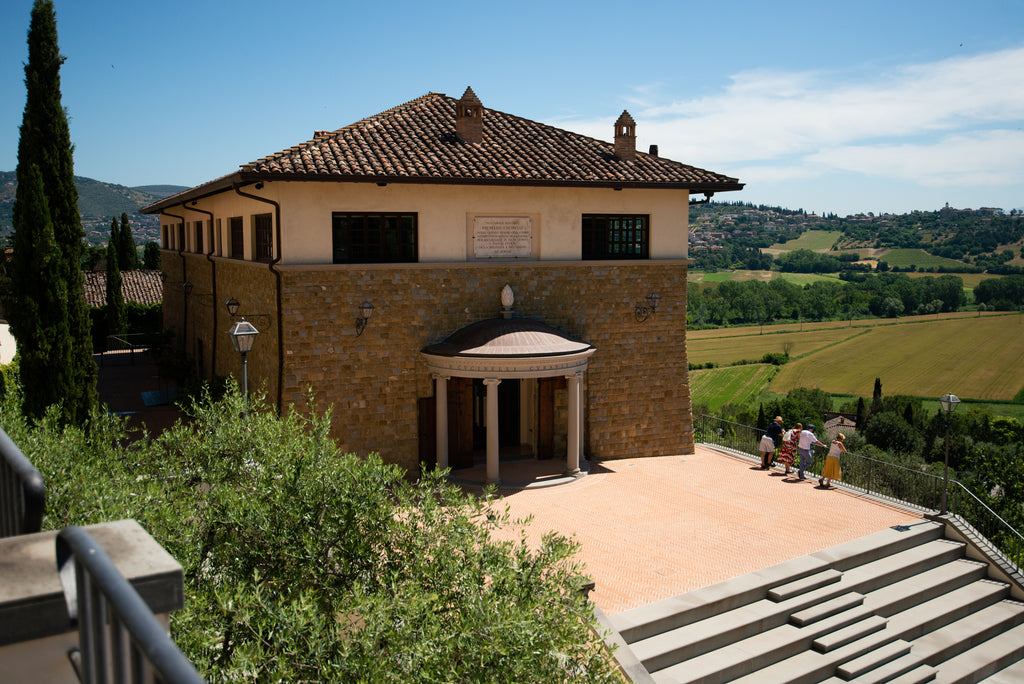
[131,184,189,198]
[0,171,187,246]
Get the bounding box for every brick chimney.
[614,110,636,161]
[456,87,483,143]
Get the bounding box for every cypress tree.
[106,236,126,337]
[119,212,138,270]
[10,0,96,423]
[109,216,121,264]
[3,163,73,419]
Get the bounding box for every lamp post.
[227,318,259,415]
[938,392,961,514]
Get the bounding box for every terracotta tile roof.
[240,92,742,190]
[83,270,163,308]
[142,90,742,213]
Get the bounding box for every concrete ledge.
[0,519,183,646]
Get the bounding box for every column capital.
[432,372,451,382]
[483,378,502,387]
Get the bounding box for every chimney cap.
[459,86,482,106]
[615,110,636,127]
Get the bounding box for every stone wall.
[166,255,693,473]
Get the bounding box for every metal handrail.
[696,414,1022,574]
[56,526,206,684]
[0,426,45,537]
[949,481,1024,570]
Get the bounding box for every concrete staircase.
[607,519,1024,683]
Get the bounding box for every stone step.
[863,558,989,618]
[813,519,946,574]
[610,519,943,644]
[769,568,843,602]
[912,599,1024,667]
[610,553,830,644]
[725,624,903,684]
[649,604,877,684]
[837,638,912,679]
[813,615,888,653]
[878,664,937,684]
[933,621,1024,683]
[836,539,967,599]
[981,656,1024,683]
[631,537,966,673]
[819,663,937,684]
[791,592,866,627]
[886,579,1010,643]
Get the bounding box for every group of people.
[759,416,846,488]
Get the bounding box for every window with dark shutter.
[254,213,273,262]
[332,213,417,264]
[229,217,243,259]
[582,214,649,260]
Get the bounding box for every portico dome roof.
[422,318,593,358]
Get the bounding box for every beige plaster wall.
[159,182,690,265]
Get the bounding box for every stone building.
[141,87,743,481]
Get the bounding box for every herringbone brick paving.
[486,449,919,615]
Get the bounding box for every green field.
[768,230,842,253]
[879,248,967,270]
[690,364,777,411]
[688,313,1024,411]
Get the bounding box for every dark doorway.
[469,379,521,454]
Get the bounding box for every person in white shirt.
[797,424,825,480]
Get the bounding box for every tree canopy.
[1,385,621,682]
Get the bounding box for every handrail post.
[56,526,206,684]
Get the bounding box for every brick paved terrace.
[481,448,920,616]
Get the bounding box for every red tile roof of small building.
[83,270,163,308]
[142,90,742,213]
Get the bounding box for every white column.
[565,371,581,475]
[484,378,501,484]
[433,374,449,470]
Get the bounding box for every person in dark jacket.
[762,415,784,469]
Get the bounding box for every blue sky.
[2,0,1022,217]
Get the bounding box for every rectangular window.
[207,222,216,256]
[161,225,169,249]
[582,214,649,260]
[194,220,204,254]
[214,219,222,256]
[176,223,185,251]
[254,213,273,262]
[332,212,417,264]
[229,217,244,259]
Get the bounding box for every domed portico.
[421,288,595,485]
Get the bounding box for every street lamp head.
[225,298,241,316]
[939,392,961,414]
[227,318,259,354]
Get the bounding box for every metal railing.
[948,481,1024,572]
[695,414,1021,574]
[0,426,45,537]
[56,525,206,684]
[101,333,161,367]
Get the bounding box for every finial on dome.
[500,283,514,318]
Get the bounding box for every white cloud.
[809,129,1024,187]
[561,45,1024,192]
